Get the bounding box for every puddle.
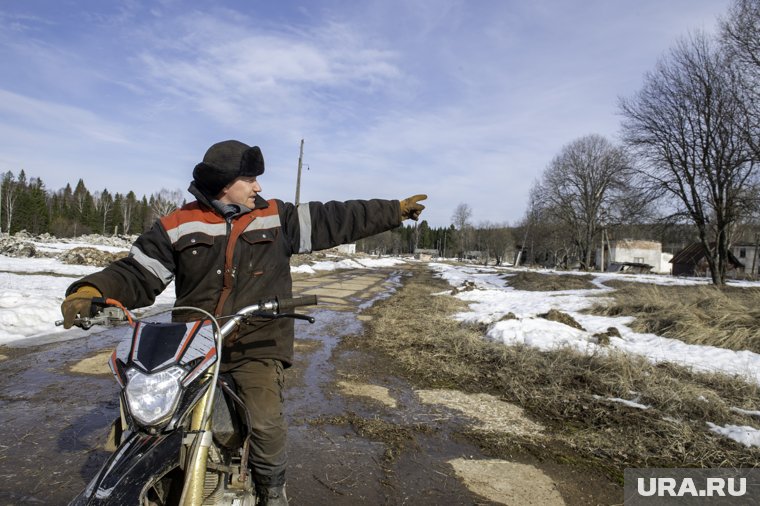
[0,328,122,504]
[289,270,403,419]
[287,308,363,418]
[357,270,404,310]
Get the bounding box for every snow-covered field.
[430,263,760,384]
[0,237,406,345]
[430,262,760,448]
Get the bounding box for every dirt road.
[0,266,621,505]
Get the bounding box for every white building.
[732,244,759,275]
[597,239,670,274]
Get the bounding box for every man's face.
[218,176,262,208]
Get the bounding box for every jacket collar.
[187,181,269,216]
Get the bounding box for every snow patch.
[706,422,760,448]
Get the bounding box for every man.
[61,140,426,505]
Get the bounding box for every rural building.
[731,244,759,275]
[597,239,670,274]
[670,242,744,277]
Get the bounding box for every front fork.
[181,376,214,506]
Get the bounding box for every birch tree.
[150,188,184,220]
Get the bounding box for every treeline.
[0,170,184,236]
[357,207,514,265]
[0,168,513,263]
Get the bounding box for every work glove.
[61,285,102,329]
[399,194,428,221]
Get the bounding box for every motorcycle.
[57,294,318,505]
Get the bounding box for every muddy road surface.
[0,267,621,505]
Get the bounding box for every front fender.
[69,430,182,505]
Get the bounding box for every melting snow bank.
[291,256,407,274]
[707,423,760,448]
[429,263,760,386]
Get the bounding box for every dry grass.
[505,271,596,291]
[352,266,760,483]
[538,309,585,330]
[590,281,760,353]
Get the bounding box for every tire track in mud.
[287,267,576,505]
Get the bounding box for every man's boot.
[256,484,288,506]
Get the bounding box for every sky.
[0,0,733,227]
[0,237,758,447]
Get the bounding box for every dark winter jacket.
[67,185,401,368]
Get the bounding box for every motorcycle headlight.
[125,366,185,427]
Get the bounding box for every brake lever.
[289,313,316,324]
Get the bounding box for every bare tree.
[121,191,137,234]
[532,134,632,270]
[722,0,760,69]
[451,203,473,259]
[150,188,184,220]
[721,0,760,160]
[620,32,758,285]
[520,185,579,268]
[2,172,18,234]
[476,221,513,266]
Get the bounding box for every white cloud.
[133,12,402,129]
[0,89,129,144]
[0,0,735,226]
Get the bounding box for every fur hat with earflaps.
[192,140,265,197]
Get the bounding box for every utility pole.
[295,139,304,206]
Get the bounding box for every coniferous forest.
[0,170,184,237]
[0,170,458,257]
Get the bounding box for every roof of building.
[670,242,744,268]
[609,239,661,250]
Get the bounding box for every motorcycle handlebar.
[277,295,318,312]
[57,295,319,331]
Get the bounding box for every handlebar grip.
[278,295,318,312]
[89,297,109,316]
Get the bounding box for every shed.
[670,243,744,277]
